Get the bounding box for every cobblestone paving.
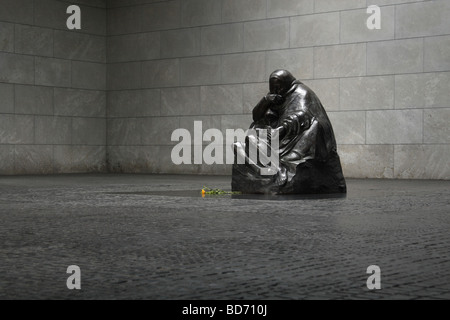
[0,174,449,300]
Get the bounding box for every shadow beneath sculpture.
[108,190,347,201]
[232,70,347,195]
[231,192,347,201]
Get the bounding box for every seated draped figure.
[232,69,347,194]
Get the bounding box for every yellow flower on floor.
[202,187,241,195]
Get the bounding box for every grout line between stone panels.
[394,5,397,40]
[240,83,244,114]
[52,30,55,59]
[0,49,106,65]
[0,82,108,93]
[57,0,106,10]
[107,35,440,66]
[104,143,449,147]
[393,142,396,178]
[104,66,450,88]
[102,106,438,119]
[4,142,444,147]
[263,49,268,82]
[107,68,450,91]
[33,113,36,146]
[52,144,56,174]
[106,7,376,38]
[2,21,105,38]
[365,110,367,145]
[13,23,16,54]
[13,82,16,115]
[6,33,446,65]
[3,68,442,95]
[69,60,73,88]
[0,143,109,147]
[106,0,169,10]
[422,109,425,145]
[0,112,109,119]
[33,57,36,85]
[241,22,245,53]
[12,144,16,174]
[365,35,368,76]
[288,16,291,49]
[422,37,425,73]
[391,145,395,179]
[265,0,268,19]
[32,0,35,25]
[218,0,224,26]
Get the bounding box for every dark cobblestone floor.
[0,174,449,300]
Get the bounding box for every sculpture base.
[232,152,347,195]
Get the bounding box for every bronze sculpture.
[232,70,347,194]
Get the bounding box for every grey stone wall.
[106,0,450,179]
[0,0,107,174]
[1,0,449,179]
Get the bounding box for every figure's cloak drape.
[232,81,346,194]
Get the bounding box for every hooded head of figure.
[269,69,296,97]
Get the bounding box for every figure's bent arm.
[277,112,312,140]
